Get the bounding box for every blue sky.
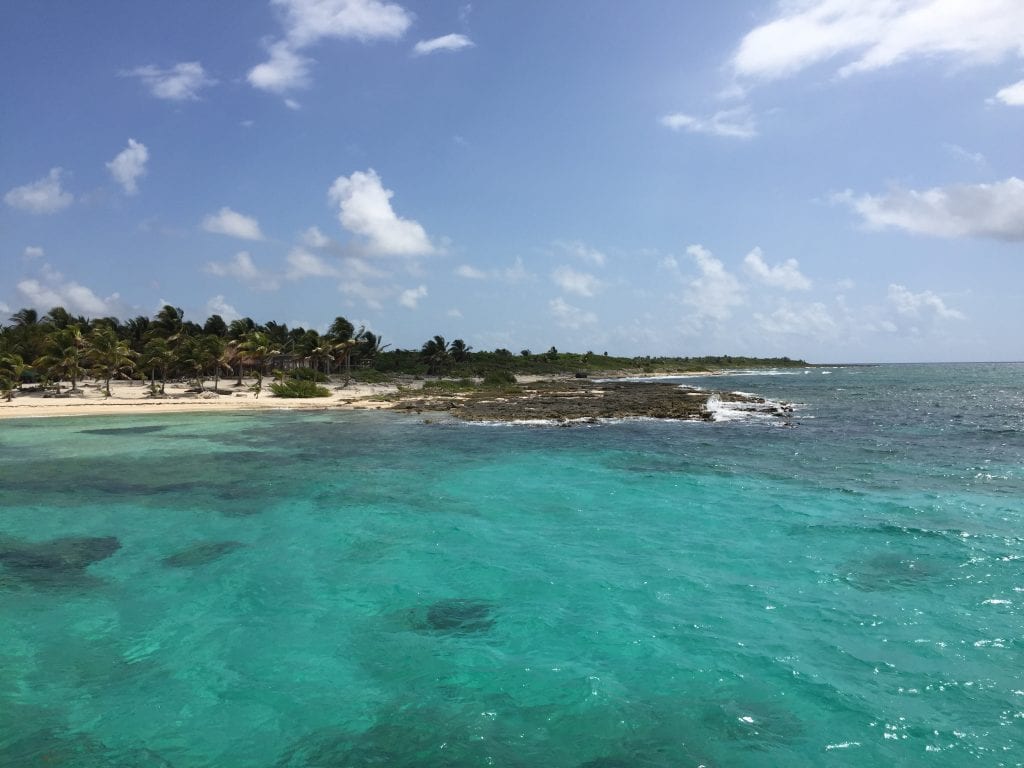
[2,0,1022,362]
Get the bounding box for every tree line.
[0,304,810,400]
[0,305,387,399]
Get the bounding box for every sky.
[1,0,1022,363]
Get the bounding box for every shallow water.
[1,363,1022,766]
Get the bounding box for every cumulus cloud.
[660,108,757,139]
[23,246,44,259]
[888,284,964,320]
[447,307,463,318]
[835,177,1024,240]
[732,0,1024,82]
[551,266,602,297]
[286,247,341,279]
[248,41,312,93]
[556,240,607,266]
[4,168,73,214]
[302,225,332,247]
[106,138,148,195]
[743,247,812,290]
[202,207,265,241]
[995,79,1024,106]
[413,33,474,56]
[124,62,215,100]
[398,284,427,309]
[339,280,386,310]
[206,294,240,321]
[755,301,837,338]
[328,169,434,256]
[550,297,598,330]
[204,251,279,289]
[683,244,745,323]
[453,257,531,283]
[455,264,487,279]
[249,0,412,93]
[17,273,118,316]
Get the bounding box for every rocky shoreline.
[390,379,795,424]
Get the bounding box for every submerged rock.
[161,540,245,568]
[424,598,495,633]
[79,425,167,436]
[0,535,120,587]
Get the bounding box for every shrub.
[422,378,474,392]
[270,380,331,398]
[481,370,517,387]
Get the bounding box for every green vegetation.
[269,380,331,398]
[0,303,809,400]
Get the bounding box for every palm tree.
[420,335,450,376]
[450,339,472,364]
[87,326,137,396]
[140,337,175,394]
[39,325,86,393]
[238,331,280,379]
[0,352,28,400]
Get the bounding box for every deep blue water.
[0,363,1022,766]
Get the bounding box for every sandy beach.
[0,378,400,419]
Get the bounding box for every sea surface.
[0,363,1022,767]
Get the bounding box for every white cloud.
[556,239,607,266]
[106,138,148,195]
[339,279,385,310]
[248,41,312,93]
[0,301,8,315]
[328,169,434,256]
[202,207,265,241]
[549,297,597,330]
[206,294,240,321]
[23,246,44,259]
[943,143,986,165]
[286,247,341,279]
[455,264,488,279]
[17,275,117,316]
[454,257,532,283]
[755,301,838,338]
[447,307,463,318]
[995,79,1024,105]
[413,33,474,56]
[4,168,73,214]
[683,244,745,322]
[398,284,427,309]
[551,266,602,297]
[743,247,812,290]
[660,108,757,139]
[125,62,215,101]
[274,0,412,47]
[836,177,1024,240]
[249,0,412,93]
[733,0,1024,82]
[302,226,332,247]
[204,251,279,289]
[888,284,965,320]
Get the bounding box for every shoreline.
[0,370,781,422]
[0,378,399,420]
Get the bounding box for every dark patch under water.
[423,599,495,634]
[0,728,173,767]
[161,541,245,568]
[0,535,120,587]
[79,425,168,436]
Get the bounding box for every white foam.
[704,394,796,423]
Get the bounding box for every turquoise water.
[1,363,1022,767]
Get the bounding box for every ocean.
[0,363,1021,767]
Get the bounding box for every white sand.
[0,378,400,419]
